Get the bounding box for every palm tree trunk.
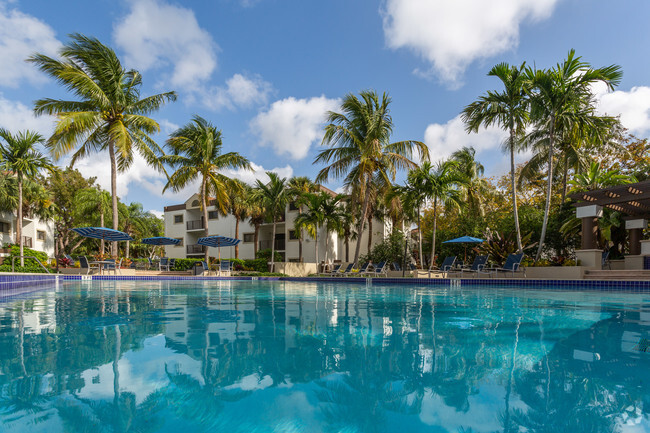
[345,234,349,262]
[353,183,372,266]
[536,117,555,261]
[235,217,240,259]
[560,154,569,205]
[100,211,105,257]
[17,174,24,267]
[108,141,119,258]
[298,206,303,262]
[126,240,130,259]
[254,223,260,256]
[509,134,523,254]
[270,220,276,272]
[430,198,438,269]
[315,224,319,266]
[202,178,210,262]
[417,205,423,267]
[324,222,329,263]
[367,215,373,252]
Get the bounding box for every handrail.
[11,256,51,274]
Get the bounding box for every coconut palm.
[288,176,317,262]
[462,62,529,253]
[74,187,112,256]
[294,192,327,265]
[569,161,635,192]
[390,168,428,267]
[29,34,176,257]
[119,202,150,258]
[321,193,347,263]
[255,172,289,271]
[228,179,251,259]
[247,196,266,257]
[0,129,54,266]
[162,115,251,261]
[315,90,429,265]
[526,50,622,260]
[450,146,489,216]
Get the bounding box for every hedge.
[0,264,49,273]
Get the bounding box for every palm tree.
[315,90,429,265]
[247,196,266,257]
[421,161,464,268]
[321,193,347,263]
[294,192,327,265]
[162,115,251,261]
[450,146,489,216]
[255,172,289,271]
[569,161,635,192]
[29,34,176,257]
[228,179,251,259]
[119,202,149,258]
[74,187,112,256]
[288,176,317,262]
[0,129,54,266]
[461,62,529,253]
[390,168,428,267]
[526,50,622,260]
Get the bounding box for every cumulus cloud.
[382,0,560,86]
[113,0,218,91]
[250,96,340,160]
[0,4,61,87]
[0,94,55,136]
[593,84,650,137]
[203,73,272,111]
[220,162,294,186]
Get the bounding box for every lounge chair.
[199,260,212,276]
[392,262,402,271]
[364,261,388,277]
[345,262,370,277]
[456,255,489,278]
[602,251,611,270]
[428,256,456,277]
[79,256,100,275]
[219,260,232,277]
[490,254,525,278]
[159,257,170,271]
[336,263,354,277]
[169,258,176,270]
[321,263,341,276]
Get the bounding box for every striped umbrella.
[141,237,181,245]
[198,235,240,260]
[72,227,133,241]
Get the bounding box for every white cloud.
[203,73,272,111]
[382,0,560,85]
[250,96,340,160]
[158,119,179,135]
[113,0,218,91]
[594,84,650,136]
[0,94,55,137]
[0,4,61,87]
[149,209,164,219]
[220,162,293,186]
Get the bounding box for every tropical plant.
[450,146,489,216]
[478,231,536,265]
[321,193,347,263]
[0,129,54,265]
[568,161,635,192]
[294,192,327,265]
[255,172,289,271]
[288,176,317,262]
[315,89,430,265]
[228,179,252,259]
[29,34,176,257]
[162,115,251,261]
[525,49,622,261]
[462,62,529,253]
[74,187,112,256]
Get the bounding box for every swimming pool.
[0,279,648,432]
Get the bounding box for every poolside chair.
[321,263,341,276]
[602,251,611,270]
[457,255,489,278]
[408,263,417,272]
[392,262,402,271]
[428,256,456,277]
[169,258,176,270]
[345,262,370,277]
[198,260,212,276]
[490,254,525,278]
[219,260,232,277]
[335,263,354,277]
[79,256,100,275]
[103,258,122,275]
[159,257,170,271]
[364,261,388,277]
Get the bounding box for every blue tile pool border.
[1,273,650,293]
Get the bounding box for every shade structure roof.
[442,236,484,244]
[569,180,650,217]
[198,235,241,248]
[72,227,133,241]
[141,237,181,246]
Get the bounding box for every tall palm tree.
[229,179,251,259]
[0,129,54,266]
[119,202,149,258]
[162,115,251,261]
[525,50,622,260]
[321,193,347,263]
[294,192,327,265]
[390,168,428,267]
[421,161,464,268]
[29,34,176,257]
[288,176,317,262]
[315,90,429,265]
[461,62,529,253]
[450,146,489,216]
[255,172,289,271]
[247,195,266,257]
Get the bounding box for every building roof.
[569,180,650,217]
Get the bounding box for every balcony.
[259,240,285,251]
[186,219,205,231]
[186,244,206,254]
[22,236,32,248]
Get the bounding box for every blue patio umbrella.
[72,227,133,242]
[442,236,484,263]
[198,235,241,260]
[141,237,181,245]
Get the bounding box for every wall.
[0,211,55,258]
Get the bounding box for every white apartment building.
[0,211,55,258]
[163,191,389,263]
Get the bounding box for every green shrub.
[244,258,267,272]
[256,248,283,262]
[171,258,202,271]
[359,231,411,266]
[7,244,49,267]
[0,264,49,273]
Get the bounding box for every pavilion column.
[581,217,598,250]
[624,219,647,270]
[575,205,603,269]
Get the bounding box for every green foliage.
[7,245,48,267]
[359,231,411,266]
[236,272,286,277]
[478,231,536,265]
[244,258,270,272]
[255,249,283,262]
[0,264,49,273]
[171,259,203,272]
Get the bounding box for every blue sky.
[2,0,650,216]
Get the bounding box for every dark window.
[288,230,299,240]
[243,233,254,243]
[289,202,299,211]
[191,200,200,207]
[174,214,183,224]
[175,238,184,246]
[208,210,220,219]
[37,230,46,241]
[0,221,9,233]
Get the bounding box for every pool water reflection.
[0,280,649,432]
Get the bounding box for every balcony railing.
[186,219,204,231]
[22,236,32,248]
[259,240,285,251]
[186,244,206,254]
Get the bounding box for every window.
[288,230,299,240]
[174,214,184,224]
[174,238,184,247]
[288,201,299,211]
[191,199,200,207]
[243,233,254,243]
[0,221,9,233]
[37,230,46,241]
[208,210,220,219]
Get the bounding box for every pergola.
[570,180,650,259]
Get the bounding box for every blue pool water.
[0,280,649,432]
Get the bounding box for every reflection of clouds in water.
[224,373,273,391]
[76,334,203,404]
